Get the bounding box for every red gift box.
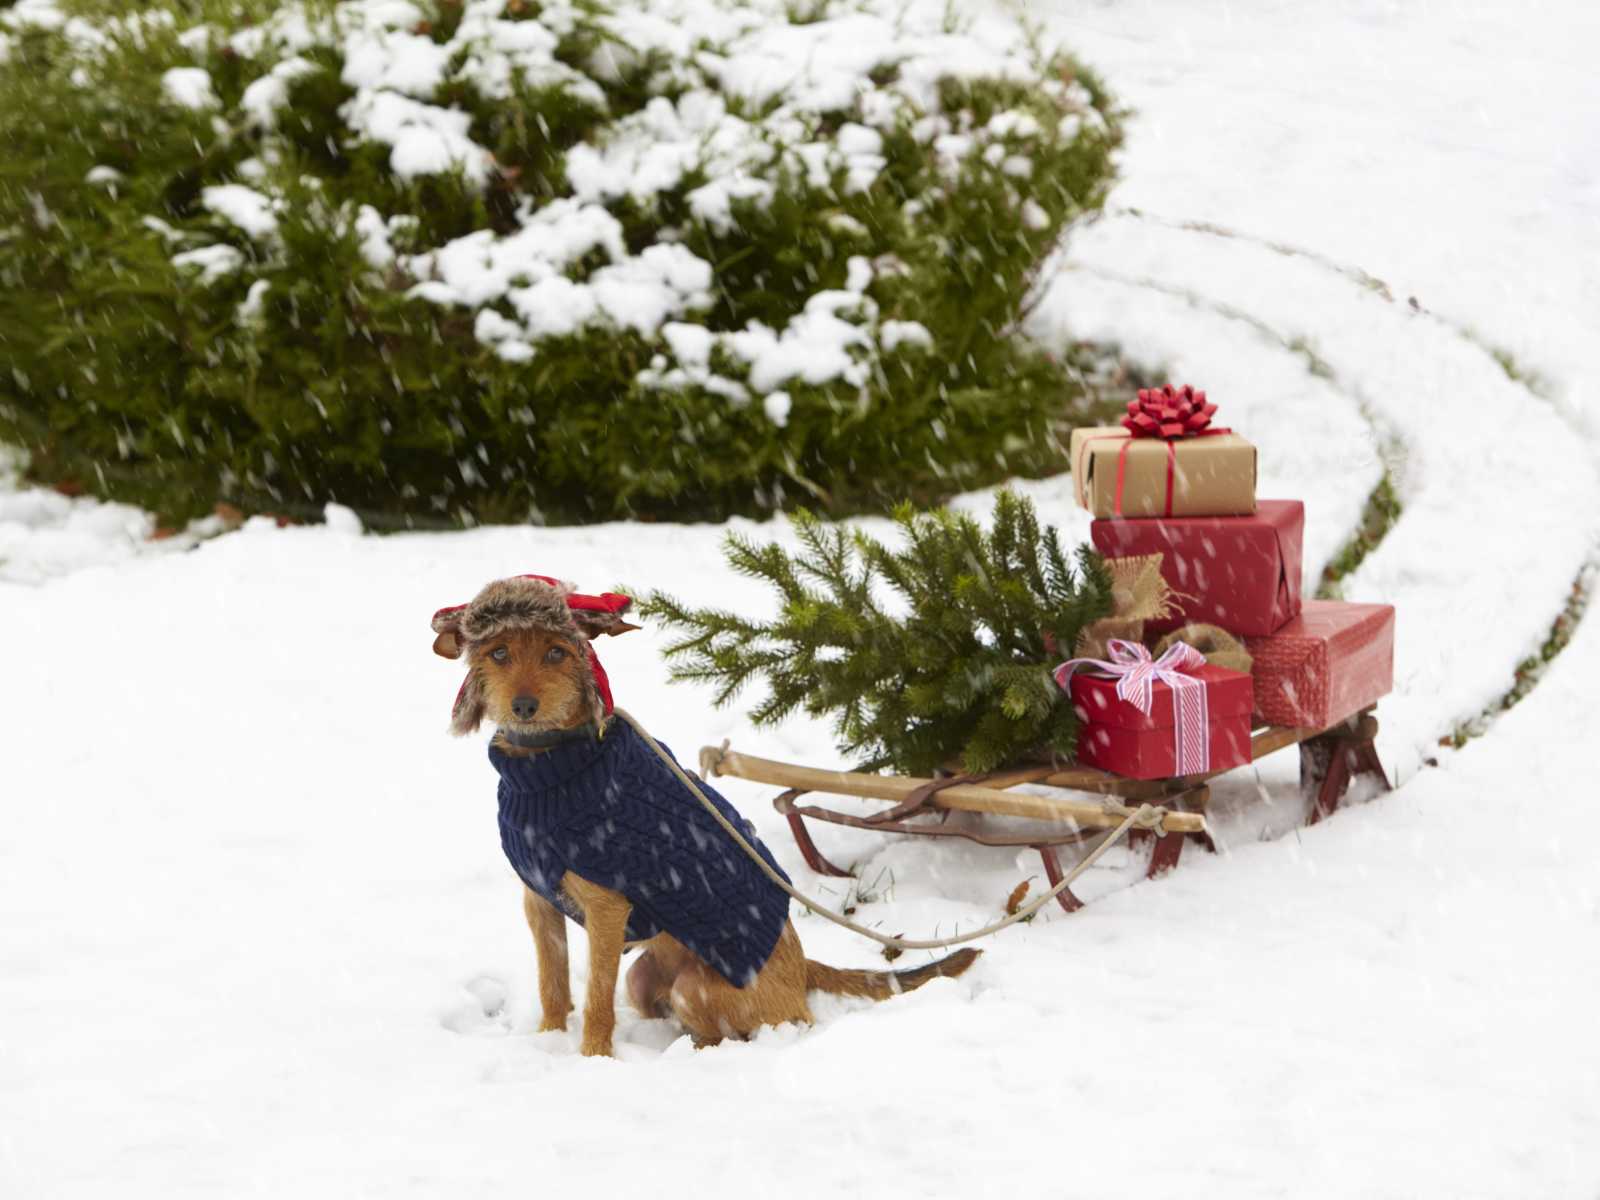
[1090,500,1304,637]
[1069,662,1253,780]
[1244,600,1395,729]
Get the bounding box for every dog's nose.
[511,695,540,720]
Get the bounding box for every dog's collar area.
[496,721,602,751]
[490,720,615,793]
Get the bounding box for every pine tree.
[642,492,1113,775]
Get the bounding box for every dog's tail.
[804,948,980,1001]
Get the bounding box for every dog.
[432,574,979,1057]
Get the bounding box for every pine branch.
[638,491,1111,774]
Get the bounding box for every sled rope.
[614,709,1164,952]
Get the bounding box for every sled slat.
[705,748,1208,834]
[1249,724,1321,759]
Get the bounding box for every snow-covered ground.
[5,1,1600,1196]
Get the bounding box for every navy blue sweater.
[490,720,792,987]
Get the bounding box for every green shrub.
[0,0,1123,526]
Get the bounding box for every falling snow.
[3,0,1600,1197]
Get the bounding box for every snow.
[763,390,792,427]
[0,0,67,35]
[169,242,244,284]
[566,93,770,208]
[340,27,454,96]
[730,293,874,391]
[175,23,210,54]
[5,0,1600,1196]
[201,184,280,240]
[235,278,271,325]
[239,56,320,129]
[48,0,1105,400]
[342,89,493,184]
[506,275,601,338]
[351,203,411,269]
[159,65,218,110]
[411,202,626,307]
[880,319,932,352]
[322,502,364,535]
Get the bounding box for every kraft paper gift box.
[1090,500,1305,637]
[1068,663,1253,780]
[1244,600,1396,729]
[1070,426,1257,519]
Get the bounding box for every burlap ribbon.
[1154,623,1253,675]
[1073,553,1181,660]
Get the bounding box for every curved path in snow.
[1010,0,1600,773]
[1037,215,1597,764]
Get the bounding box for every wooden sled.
[699,709,1390,915]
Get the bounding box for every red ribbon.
[1076,385,1229,517]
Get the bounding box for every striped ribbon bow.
[1053,639,1212,775]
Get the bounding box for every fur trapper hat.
[432,574,635,735]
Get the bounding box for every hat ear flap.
[585,644,615,726]
[449,672,488,736]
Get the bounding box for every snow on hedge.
[0,0,1120,525]
[6,0,1109,407]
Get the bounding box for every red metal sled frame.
[716,709,1390,915]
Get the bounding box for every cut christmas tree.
[642,491,1113,775]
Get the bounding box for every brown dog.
[433,577,978,1056]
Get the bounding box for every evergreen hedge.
[0,0,1123,526]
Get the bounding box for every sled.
[698,709,1390,914]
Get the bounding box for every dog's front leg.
[561,873,631,1058]
[522,888,573,1033]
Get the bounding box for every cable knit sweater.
[490,720,792,988]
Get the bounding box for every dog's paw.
[536,1014,569,1034]
[579,1036,615,1058]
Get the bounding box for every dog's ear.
[433,630,462,659]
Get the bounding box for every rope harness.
[613,708,1169,953]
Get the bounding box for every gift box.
[1069,428,1256,519]
[1064,653,1254,781]
[1071,386,1257,519]
[1244,600,1395,729]
[1090,500,1305,637]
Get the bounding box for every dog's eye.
[544,646,568,664]
[490,647,509,664]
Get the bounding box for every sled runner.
[699,708,1389,915]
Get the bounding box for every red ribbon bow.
[1053,639,1213,775]
[1122,384,1217,440]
